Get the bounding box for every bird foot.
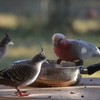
[16,88,30,96]
[57,59,62,65]
[75,60,83,66]
[16,92,30,96]
[15,90,27,94]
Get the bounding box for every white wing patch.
[81,47,87,54]
[69,39,100,60]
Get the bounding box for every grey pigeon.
[0,48,47,96]
[0,33,13,60]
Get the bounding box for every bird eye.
[40,54,43,58]
[39,53,45,59]
[7,38,11,42]
[58,38,62,42]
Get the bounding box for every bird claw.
[75,60,83,66]
[16,93,30,96]
[15,90,29,96]
[57,59,62,65]
[15,91,27,94]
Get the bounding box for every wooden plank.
[0,77,100,100]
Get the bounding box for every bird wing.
[0,64,33,83]
[0,47,6,59]
[13,59,31,65]
[69,39,100,60]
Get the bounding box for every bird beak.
[45,60,49,64]
[54,41,58,47]
[9,41,14,45]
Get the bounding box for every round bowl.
[31,60,82,87]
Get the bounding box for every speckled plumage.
[0,49,46,96]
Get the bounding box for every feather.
[70,39,100,60]
[52,33,100,66]
[0,33,13,60]
[0,49,46,96]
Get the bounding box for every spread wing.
[0,64,33,83]
[69,39,100,60]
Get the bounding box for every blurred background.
[0,0,100,77]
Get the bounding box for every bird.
[0,48,47,96]
[52,33,100,66]
[0,33,14,60]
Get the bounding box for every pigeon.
[52,33,100,66]
[13,59,30,65]
[0,48,47,96]
[0,33,14,60]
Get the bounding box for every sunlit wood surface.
[0,77,100,100]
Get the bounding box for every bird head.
[5,33,14,45]
[31,48,48,64]
[52,33,65,47]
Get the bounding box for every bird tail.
[98,47,100,50]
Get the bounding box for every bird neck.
[58,39,70,48]
[30,57,44,67]
[0,38,7,47]
[30,56,37,63]
[35,61,43,68]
